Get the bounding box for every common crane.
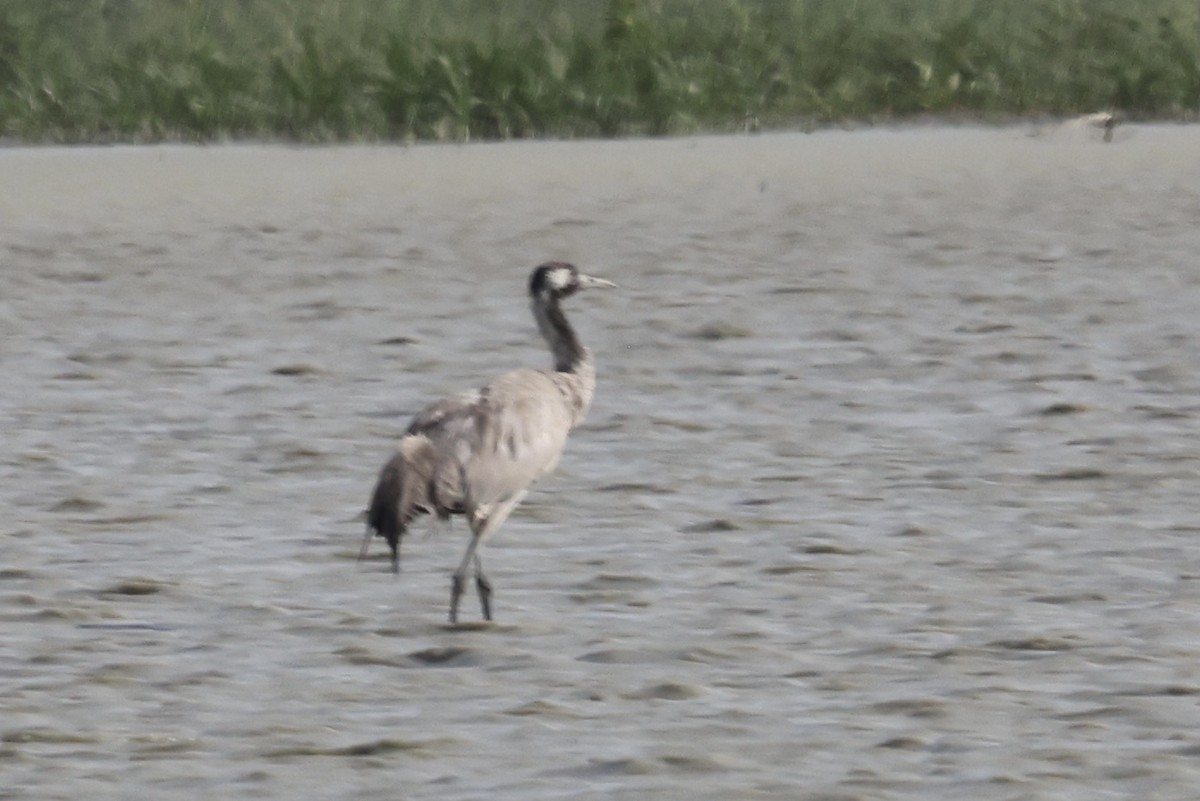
[364,262,615,623]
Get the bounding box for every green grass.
[2,0,1199,143]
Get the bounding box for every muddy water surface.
[3,125,1200,799]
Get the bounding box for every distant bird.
[364,262,616,623]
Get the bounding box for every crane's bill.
[576,274,617,289]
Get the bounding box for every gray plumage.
[364,262,615,623]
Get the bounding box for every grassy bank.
[2,0,1198,143]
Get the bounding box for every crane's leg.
[475,553,493,621]
[358,526,374,562]
[450,491,527,623]
[358,525,400,574]
[450,533,481,624]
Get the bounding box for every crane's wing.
[395,391,477,515]
[406,389,482,437]
[408,369,576,515]
[463,369,576,505]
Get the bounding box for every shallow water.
[3,124,1200,800]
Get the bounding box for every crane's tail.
[365,435,437,573]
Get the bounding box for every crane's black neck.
[533,294,586,372]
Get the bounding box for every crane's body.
[364,262,614,622]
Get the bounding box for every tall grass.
[1,0,1198,143]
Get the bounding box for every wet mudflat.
[3,124,1200,800]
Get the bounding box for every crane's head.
[529,262,616,301]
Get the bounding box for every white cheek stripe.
[548,268,572,291]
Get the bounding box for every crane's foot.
[476,574,493,621]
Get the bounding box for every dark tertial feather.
[366,435,442,572]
